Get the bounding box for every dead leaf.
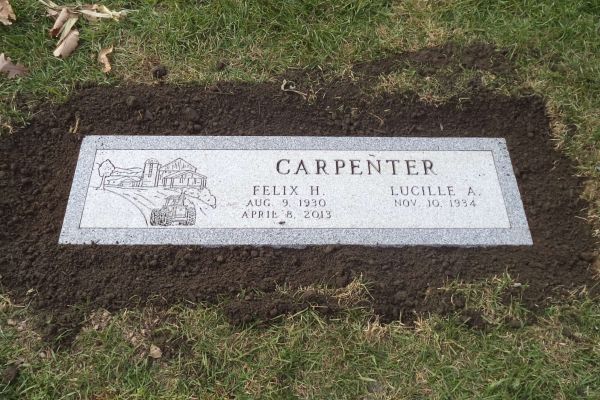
[79,4,100,22]
[100,4,127,18]
[68,114,80,134]
[98,46,113,73]
[57,16,78,44]
[41,1,133,60]
[88,4,129,21]
[280,79,307,99]
[0,0,16,25]
[79,8,113,22]
[0,53,29,78]
[148,344,162,359]
[53,29,79,58]
[41,1,132,22]
[49,8,72,37]
[46,8,59,18]
[39,0,59,9]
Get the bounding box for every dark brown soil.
[0,49,598,342]
[353,41,514,77]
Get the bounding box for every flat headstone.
[60,136,531,246]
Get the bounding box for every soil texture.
[0,49,598,341]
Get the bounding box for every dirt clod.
[151,65,168,80]
[149,344,162,359]
[125,95,137,108]
[1,364,18,385]
[216,60,228,71]
[578,251,596,262]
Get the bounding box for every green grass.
[1,277,599,399]
[1,0,600,398]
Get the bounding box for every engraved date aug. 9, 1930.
[282,198,327,207]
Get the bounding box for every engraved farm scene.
[90,157,216,227]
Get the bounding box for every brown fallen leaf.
[57,15,78,43]
[53,29,79,58]
[80,4,130,22]
[148,344,162,359]
[0,53,29,78]
[46,8,59,18]
[41,1,132,22]
[39,0,59,8]
[49,8,72,37]
[40,1,133,60]
[98,46,113,73]
[0,0,16,25]
[0,0,15,25]
[79,4,100,22]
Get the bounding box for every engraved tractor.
[150,193,196,226]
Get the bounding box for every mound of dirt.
[0,53,598,341]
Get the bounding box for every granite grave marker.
[60,136,531,246]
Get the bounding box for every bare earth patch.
[0,55,597,342]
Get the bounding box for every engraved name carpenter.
[276,158,436,176]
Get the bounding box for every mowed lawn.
[1,1,600,399]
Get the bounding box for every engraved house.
[142,158,207,188]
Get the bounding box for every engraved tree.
[183,187,217,208]
[97,159,115,190]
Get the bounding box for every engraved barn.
[142,158,207,188]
